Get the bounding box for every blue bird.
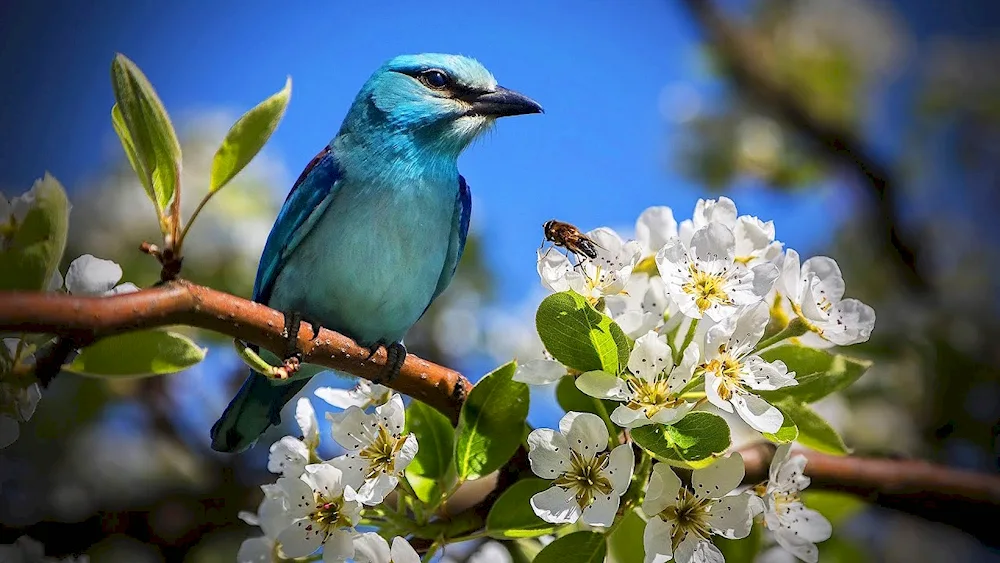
[211,54,542,453]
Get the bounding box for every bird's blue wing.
[427,175,471,309]
[253,146,341,305]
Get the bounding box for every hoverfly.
[543,219,600,260]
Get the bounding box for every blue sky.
[0,0,845,308]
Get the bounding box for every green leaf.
[777,399,849,455]
[210,77,292,192]
[759,344,871,403]
[631,411,732,469]
[454,362,529,480]
[536,291,630,374]
[715,523,761,563]
[110,53,182,228]
[534,531,606,563]
[112,104,154,205]
[762,403,799,444]
[0,174,69,291]
[404,400,455,503]
[486,478,560,539]
[556,374,618,416]
[606,509,646,563]
[65,330,206,378]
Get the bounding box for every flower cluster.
[517,197,873,562]
[239,382,419,563]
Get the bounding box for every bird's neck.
[333,110,464,186]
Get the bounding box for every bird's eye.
[420,69,450,90]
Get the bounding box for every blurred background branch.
[677,0,926,291]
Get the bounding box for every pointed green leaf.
[534,531,606,563]
[759,344,871,404]
[606,509,646,563]
[0,174,69,291]
[210,77,292,192]
[486,478,560,538]
[536,291,630,374]
[112,104,155,207]
[110,53,181,228]
[454,362,529,480]
[777,398,849,455]
[66,330,206,378]
[405,399,455,493]
[631,411,732,469]
[762,403,799,444]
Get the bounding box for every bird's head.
[345,53,542,156]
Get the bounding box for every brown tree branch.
[3,285,1000,545]
[677,0,927,291]
[0,281,468,421]
[740,443,1000,547]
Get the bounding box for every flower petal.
[329,406,371,452]
[64,254,122,295]
[352,532,390,563]
[773,529,822,563]
[644,463,682,516]
[527,428,571,479]
[581,492,619,527]
[629,332,674,383]
[576,371,628,400]
[703,372,734,413]
[303,463,345,498]
[295,398,319,447]
[692,453,744,499]
[374,394,405,436]
[513,359,566,385]
[732,393,783,433]
[275,476,313,519]
[237,536,275,563]
[530,485,581,524]
[636,206,678,256]
[560,411,609,459]
[538,249,573,293]
[605,444,635,493]
[643,516,675,563]
[395,433,419,472]
[610,405,654,428]
[675,535,724,563]
[268,436,309,477]
[708,493,753,539]
[323,529,356,562]
[276,518,324,558]
[354,472,398,506]
[391,537,421,563]
[821,298,876,346]
[690,223,735,264]
[328,454,368,492]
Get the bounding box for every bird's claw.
[383,342,406,383]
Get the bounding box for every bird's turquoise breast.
[268,176,457,346]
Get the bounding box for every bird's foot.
[274,310,307,380]
[383,342,407,383]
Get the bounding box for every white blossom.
[679,197,740,245]
[643,454,754,563]
[537,227,641,302]
[678,197,783,267]
[267,464,364,562]
[63,255,139,296]
[656,223,776,322]
[576,332,697,428]
[702,303,797,433]
[1,339,41,450]
[752,445,831,563]
[776,250,875,346]
[527,411,634,526]
[636,206,679,258]
[327,394,417,506]
[237,485,291,563]
[605,273,675,339]
[268,398,320,478]
[353,534,420,563]
[315,380,392,410]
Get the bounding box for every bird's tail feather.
[210,371,309,453]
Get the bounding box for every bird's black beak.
[467,86,543,117]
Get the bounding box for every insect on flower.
[543,219,601,260]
